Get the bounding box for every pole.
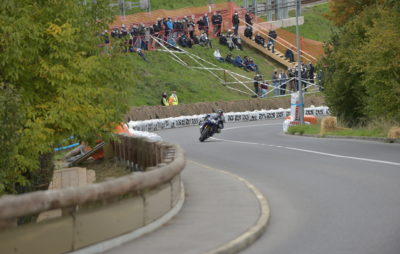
[295,0,304,124]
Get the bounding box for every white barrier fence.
[127,106,330,132]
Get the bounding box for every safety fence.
[0,135,185,254]
[127,106,330,132]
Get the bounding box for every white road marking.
[211,137,400,166]
[224,123,282,130]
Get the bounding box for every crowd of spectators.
[251,61,316,98]
[102,12,227,54]
[213,49,259,73]
[287,62,315,92]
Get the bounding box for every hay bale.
[320,116,337,135]
[387,127,400,139]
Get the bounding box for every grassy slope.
[123,0,243,15]
[285,3,334,42]
[127,38,280,106]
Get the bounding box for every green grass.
[127,38,280,106]
[118,0,243,15]
[285,3,334,42]
[288,123,387,137]
[287,124,320,135]
[324,128,386,138]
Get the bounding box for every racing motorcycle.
[199,118,219,142]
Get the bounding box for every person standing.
[161,92,169,106]
[267,29,277,53]
[232,11,240,35]
[203,13,209,35]
[253,74,262,97]
[272,70,280,96]
[279,70,288,95]
[260,82,269,98]
[245,11,253,28]
[308,62,315,84]
[169,91,179,105]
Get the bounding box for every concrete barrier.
[0,136,185,254]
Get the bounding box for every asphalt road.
[157,119,400,254]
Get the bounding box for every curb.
[190,161,270,254]
[69,181,186,254]
[291,133,400,143]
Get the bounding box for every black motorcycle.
[199,118,218,142]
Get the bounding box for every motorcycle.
[199,118,219,142]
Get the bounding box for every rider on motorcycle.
[202,109,225,134]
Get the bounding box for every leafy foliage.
[321,0,400,126]
[326,0,376,26]
[0,0,136,194]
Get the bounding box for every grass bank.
[288,123,388,138]
[286,3,334,42]
[127,38,282,106]
[120,0,243,15]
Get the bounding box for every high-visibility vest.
[169,95,178,105]
[162,97,169,106]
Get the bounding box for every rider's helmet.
[216,109,224,117]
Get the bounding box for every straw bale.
[320,116,337,134]
[387,127,400,139]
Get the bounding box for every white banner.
[128,106,329,133]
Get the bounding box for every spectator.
[253,74,263,97]
[203,13,209,35]
[244,26,253,39]
[232,33,243,50]
[279,70,288,95]
[199,33,212,48]
[213,49,225,62]
[187,17,195,39]
[245,11,253,28]
[233,55,245,68]
[232,11,240,35]
[161,92,169,106]
[197,16,205,33]
[212,11,223,37]
[144,26,151,50]
[168,91,179,105]
[178,33,193,48]
[301,63,308,92]
[317,69,324,91]
[247,58,259,72]
[288,66,296,92]
[260,82,269,98]
[255,33,265,47]
[219,33,228,46]
[308,62,315,84]
[136,48,148,62]
[285,47,295,62]
[121,24,128,37]
[244,56,258,72]
[225,53,234,64]
[272,70,280,96]
[267,29,277,53]
[166,18,173,36]
[226,30,235,51]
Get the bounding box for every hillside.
[285,2,333,43]
[127,38,281,106]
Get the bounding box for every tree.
[321,0,400,126]
[326,0,376,26]
[0,0,136,194]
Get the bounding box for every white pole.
[295,0,304,124]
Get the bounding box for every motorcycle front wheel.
[199,126,209,142]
